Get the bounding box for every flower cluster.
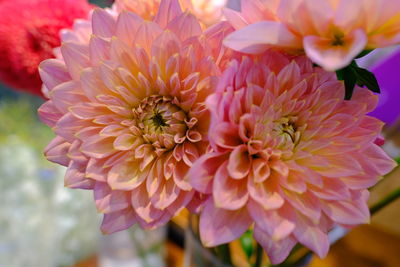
[224,0,400,71]
[38,0,397,264]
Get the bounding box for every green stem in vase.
[254,243,263,267]
[214,244,233,266]
[370,187,400,215]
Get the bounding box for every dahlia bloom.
[224,0,400,71]
[115,0,227,26]
[188,51,396,264]
[38,0,231,234]
[0,0,91,96]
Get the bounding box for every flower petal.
[224,21,301,54]
[200,199,252,247]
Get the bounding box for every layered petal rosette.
[224,0,400,71]
[38,0,231,233]
[189,51,397,264]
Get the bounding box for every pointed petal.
[254,226,296,265]
[101,208,137,234]
[188,152,228,194]
[224,21,301,54]
[94,182,130,214]
[200,199,252,247]
[213,162,249,210]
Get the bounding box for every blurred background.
[0,0,399,267]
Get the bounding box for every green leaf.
[354,67,381,93]
[240,231,254,259]
[343,66,357,100]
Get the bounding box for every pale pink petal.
[44,137,70,167]
[200,199,252,247]
[64,161,95,189]
[92,8,116,38]
[101,208,137,234]
[167,12,202,41]
[60,42,90,80]
[94,182,130,213]
[154,0,182,28]
[224,21,301,54]
[115,11,143,45]
[322,192,370,225]
[188,152,228,194]
[249,200,295,241]
[254,226,296,265]
[248,176,284,210]
[39,59,71,92]
[292,212,330,258]
[213,162,249,210]
[131,184,164,223]
[108,161,147,190]
[227,145,251,179]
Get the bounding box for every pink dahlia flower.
[38,0,232,234]
[188,51,397,264]
[115,0,227,26]
[224,0,400,71]
[0,0,91,96]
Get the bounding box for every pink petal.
[44,137,70,167]
[167,12,202,41]
[39,59,70,92]
[222,8,248,30]
[322,193,370,225]
[292,212,330,259]
[115,11,143,45]
[86,158,108,181]
[151,178,181,210]
[363,145,397,176]
[60,42,90,80]
[254,226,296,265]
[154,0,182,28]
[108,161,148,190]
[248,176,284,210]
[224,21,301,54]
[249,200,295,241]
[227,145,251,179]
[211,122,242,149]
[131,184,164,223]
[80,135,116,159]
[101,208,137,234]
[284,190,321,222]
[92,8,116,38]
[38,101,63,127]
[94,182,130,214]
[64,161,95,189]
[188,152,228,194]
[310,178,351,201]
[213,162,249,210]
[199,199,252,247]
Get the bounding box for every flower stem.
[370,187,400,215]
[254,243,263,267]
[215,244,233,266]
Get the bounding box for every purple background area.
[368,50,400,126]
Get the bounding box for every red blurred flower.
[0,0,92,96]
